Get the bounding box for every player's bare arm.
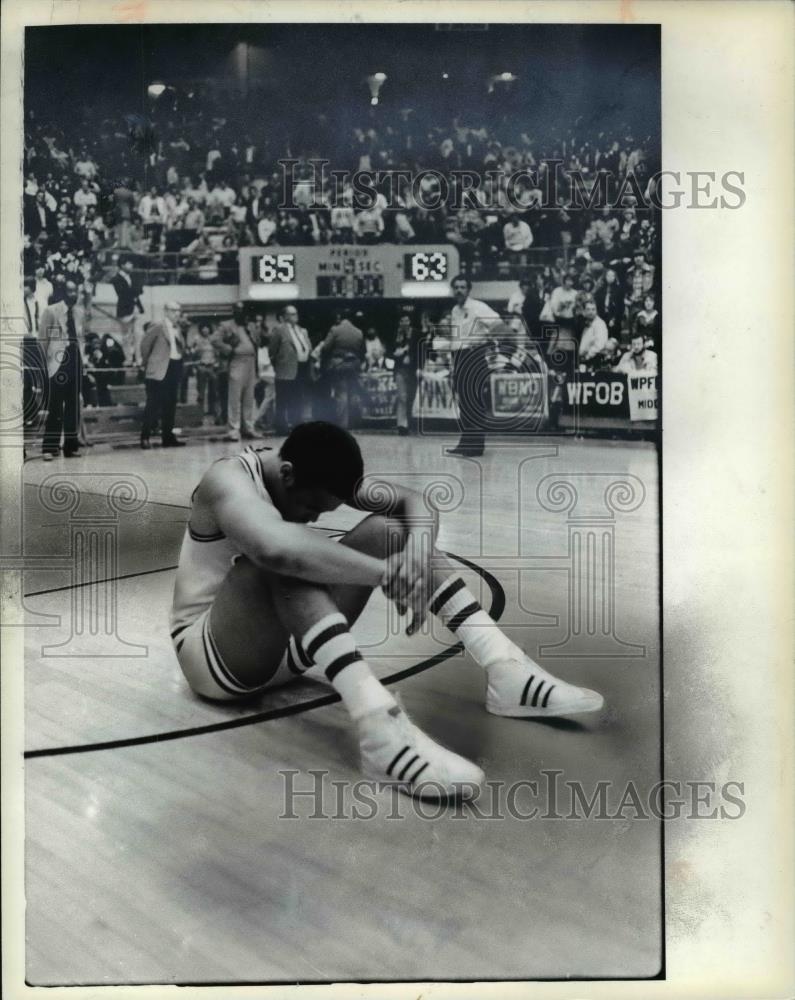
[196,459,387,588]
[353,479,439,633]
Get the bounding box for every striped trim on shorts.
[171,610,293,701]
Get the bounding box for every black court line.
[24,553,504,760]
[24,564,178,599]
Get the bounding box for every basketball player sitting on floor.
[170,422,603,799]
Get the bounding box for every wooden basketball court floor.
[19,432,661,985]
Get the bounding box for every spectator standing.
[594,267,624,339]
[267,304,313,435]
[546,270,579,364]
[38,278,85,460]
[188,322,219,418]
[33,266,54,314]
[181,199,205,248]
[393,315,420,436]
[24,189,55,241]
[112,178,136,250]
[110,258,145,364]
[254,339,276,433]
[521,273,547,341]
[212,302,263,442]
[317,311,365,429]
[139,301,186,449]
[577,300,609,366]
[138,185,167,252]
[624,249,655,323]
[22,277,46,424]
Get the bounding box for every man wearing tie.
[139,301,186,449]
[38,279,86,460]
[22,277,47,426]
[267,304,313,434]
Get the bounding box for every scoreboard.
[238,245,460,301]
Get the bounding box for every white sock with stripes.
[299,613,396,720]
[428,575,523,669]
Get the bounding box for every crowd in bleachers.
[21,87,660,449]
[23,87,660,290]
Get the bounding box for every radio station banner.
[359,369,397,420]
[626,373,659,421]
[557,372,631,418]
[490,372,548,421]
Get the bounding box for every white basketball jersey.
[169,447,283,633]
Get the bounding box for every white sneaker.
[357,704,484,800]
[223,431,240,442]
[485,657,604,718]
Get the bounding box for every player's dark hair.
[280,422,364,502]
[451,274,472,290]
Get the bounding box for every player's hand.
[381,538,431,635]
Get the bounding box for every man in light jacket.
[139,301,186,448]
[267,304,313,434]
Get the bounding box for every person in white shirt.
[353,207,383,243]
[506,277,530,316]
[446,274,501,457]
[330,204,355,243]
[33,267,54,316]
[74,154,97,181]
[577,300,609,364]
[503,217,533,253]
[614,333,658,374]
[207,180,236,220]
[138,186,167,251]
[72,177,97,222]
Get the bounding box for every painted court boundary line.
[24,553,504,759]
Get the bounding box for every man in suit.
[24,189,56,241]
[22,277,47,425]
[212,302,264,442]
[110,258,145,364]
[139,301,187,449]
[267,304,313,434]
[38,278,86,460]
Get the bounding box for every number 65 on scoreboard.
[239,245,460,300]
[258,253,296,284]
